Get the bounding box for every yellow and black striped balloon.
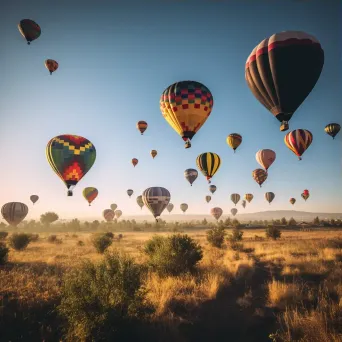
[324,123,340,139]
[196,152,221,183]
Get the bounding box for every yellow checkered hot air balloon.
[226,133,242,153]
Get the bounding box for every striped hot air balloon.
[103,209,115,222]
[231,193,241,206]
[252,169,268,187]
[83,187,98,206]
[196,153,221,183]
[137,121,148,135]
[324,123,340,139]
[166,203,174,213]
[284,129,313,160]
[265,192,275,204]
[210,207,223,221]
[142,187,171,222]
[1,202,28,227]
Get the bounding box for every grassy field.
[1,229,342,341]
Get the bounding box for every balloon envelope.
[127,189,134,197]
[103,209,114,222]
[196,153,221,183]
[184,169,198,186]
[136,195,144,209]
[244,194,254,203]
[210,207,223,220]
[167,203,174,213]
[256,149,276,171]
[115,210,122,218]
[231,208,238,216]
[83,187,98,206]
[30,195,39,204]
[205,196,211,203]
[231,193,241,206]
[180,203,188,213]
[324,123,340,139]
[265,192,275,204]
[151,150,157,158]
[137,121,148,135]
[142,187,171,221]
[252,169,268,187]
[18,19,41,44]
[45,59,58,75]
[284,129,313,160]
[110,203,117,211]
[227,133,242,152]
[1,202,28,226]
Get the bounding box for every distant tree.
[330,219,336,226]
[206,227,226,248]
[253,220,259,225]
[313,216,320,225]
[69,218,81,231]
[91,220,100,231]
[265,226,281,240]
[224,218,231,226]
[202,218,208,225]
[281,217,287,225]
[232,219,240,227]
[263,220,269,227]
[288,217,297,226]
[40,212,59,227]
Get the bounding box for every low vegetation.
[206,226,226,248]
[91,233,113,253]
[8,233,30,251]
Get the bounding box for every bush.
[91,234,113,253]
[206,226,226,248]
[47,235,62,244]
[266,226,282,240]
[104,232,114,239]
[58,251,151,341]
[77,240,85,247]
[0,242,9,264]
[118,234,123,240]
[144,234,203,276]
[228,241,244,252]
[227,228,244,242]
[27,233,39,242]
[0,231,8,240]
[8,233,30,251]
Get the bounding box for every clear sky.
[1,0,341,221]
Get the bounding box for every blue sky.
[0,0,341,221]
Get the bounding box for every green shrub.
[91,234,113,253]
[8,233,30,251]
[0,242,9,264]
[47,235,62,244]
[118,234,123,240]
[227,228,244,242]
[105,232,114,239]
[58,251,151,341]
[0,231,8,240]
[144,234,203,276]
[27,233,39,242]
[266,226,282,240]
[206,226,226,248]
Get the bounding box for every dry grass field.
[1,229,342,341]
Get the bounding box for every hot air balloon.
[256,149,276,172]
[45,59,58,75]
[231,208,238,216]
[289,198,296,205]
[115,210,122,219]
[325,123,340,139]
[284,129,313,160]
[205,195,211,203]
[142,187,171,222]
[167,203,174,213]
[127,189,134,198]
[211,207,223,221]
[301,193,310,201]
[226,133,242,153]
[252,169,268,187]
[46,135,96,196]
[245,31,324,132]
[231,193,241,206]
[265,192,275,204]
[132,158,138,167]
[184,169,198,186]
[180,203,188,213]
[83,187,98,206]
[137,121,148,135]
[18,19,41,44]
[110,203,117,211]
[196,153,221,183]
[241,200,246,208]
[151,150,157,159]
[244,194,254,203]
[30,195,39,205]
[160,81,214,148]
[209,185,217,194]
[303,189,309,195]
[1,202,28,227]
[136,195,144,210]
[103,209,115,222]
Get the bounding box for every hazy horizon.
[1,0,341,222]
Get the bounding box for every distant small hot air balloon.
[30,195,39,205]
[180,203,188,213]
[241,200,246,208]
[196,153,221,183]
[103,209,115,222]
[252,169,268,187]
[110,203,117,211]
[265,192,275,204]
[226,133,242,153]
[211,207,223,221]
[284,129,313,160]
[151,150,157,159]
[209,185,217,194]
[18,19,41,44]
[205,195,211,203]
[137,121,148,135]
[136,195,144,210]
[303,189,309,195]
[127,189,134,198]
[324,123,340,139]
[115,210,122,219]
[83,187,98,206]
[132,158,138,167]
[184,169,198,186]
[244,194,254,203]
[142,187,171,222]
[1,202,28,227]
[231,193,241,206]
[256,149,276,172]
[289,198,296,205]
[167,203,174,213]
[45,59,58,75]
[231,208,238,216]
[302,189,310,201]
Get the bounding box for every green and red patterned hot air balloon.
[245,31,324,132]
[1,202,28,227]
[18,19,41,45]
[83,187,98,206]
[46,135,96,196]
